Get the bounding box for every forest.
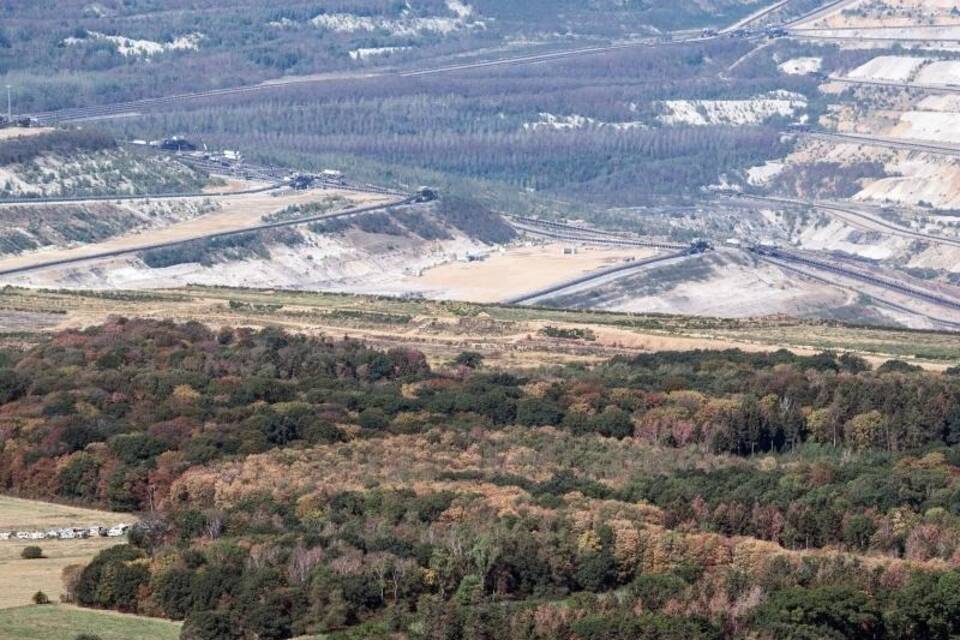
[0,0,784,112]
[3,320,960,638]
[94,37,824,209]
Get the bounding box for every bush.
[21,546,43,560]
[592,407,634,439]
[877,359,922,374]
[181,610,242,640]
[32,591,50,605]
[76,545,146,609]
[454,351,484,369]
[358,408,389,430]
[0,129,116,166]
[517,397,564,426]
[75,635,102,640]
[434,197,516,244]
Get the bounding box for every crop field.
[0,605,180,640]
[0,498,131,609]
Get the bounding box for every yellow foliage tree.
[844,410,885,450]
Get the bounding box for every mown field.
[0,496,129,531]
[0,497,131,610]
[0,605,180,640]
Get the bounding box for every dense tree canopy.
[3,320,960,638]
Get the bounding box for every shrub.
[434,197,516,244]
[358,408,389,430]
[32,591,50,605]
[0,129,116,166]
[592,407,634,439]
[75,545,146,608]
[454,351,484,369]
[181,610,242,640]
[877,359,922,374]
[21,546,43,560]
[517,397,565,426]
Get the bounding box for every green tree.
[516,397,564,427]
[753,586,882,640]
[842,515,876,551]
[180,610,241,640]
[591,407,634,439]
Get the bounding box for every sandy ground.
[847,55,927,83]
[395,243,658,302]
[563,250,855,318]
[854,154,960,210]
[0,187,392,277]
[915,60,960,85]
[804,0,960,29]
[779,57,821,75]
[202,176,265,194]
[796,27,960,51]
[0,127,53,141]
[784,137,960,212]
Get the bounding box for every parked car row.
[0,523,130,541]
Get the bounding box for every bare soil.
[399,243,659,302]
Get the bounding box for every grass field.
[0,497,132,610]
[0,605,181,640]
[0,496,130,531]
[1,285,959,370]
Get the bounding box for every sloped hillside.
[1,196,518,291]
[0,128,207,198]
[5,321,960,639]
[0,199,219,257]
[2,0,784,112]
